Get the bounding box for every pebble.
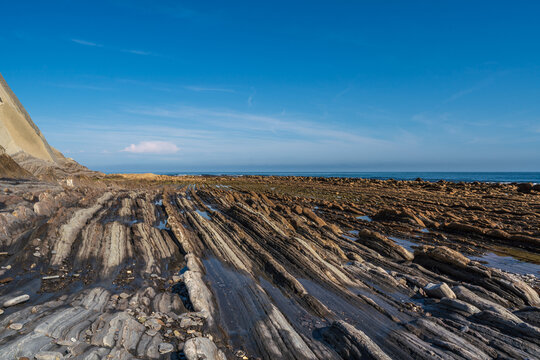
[3,294,30,307]
[235,350,246,358]
[158,342,174,354]
[9,323,23,330]
[33,252,41,257]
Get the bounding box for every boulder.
[35,352,64,360]
[158,342,174,354]
[184,337,227,360]
[423,283,456,299]
[516,183,533,193]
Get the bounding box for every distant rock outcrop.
[0,73,96,179]
[0,145,32,179]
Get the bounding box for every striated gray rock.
[439,297,480,315]
[322,320,392,360]
[357,229,414,261]
[473,309,540,339]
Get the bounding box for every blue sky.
[2,0,539,172]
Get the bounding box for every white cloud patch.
[122,141,179,154]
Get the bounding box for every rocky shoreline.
[0,175,539,359]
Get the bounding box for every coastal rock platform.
[0,175,539,359]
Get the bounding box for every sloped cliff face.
[0,73,57,163]
[0,74,96,178]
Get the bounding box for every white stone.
[9,323,23,330]
[3,294,30,307]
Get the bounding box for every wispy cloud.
[52,83,112,91]
[443,75,499,104]
[184,86,235,93]
[247,89,256,106]
[444,87,477,103]
[121,49,158,56]
[122,141,179,154]
[71,38,156,56]
[71,39,102,47]
[124,105,389,146]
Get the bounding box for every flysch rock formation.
[0,174,539,360]
[0,73,95,179]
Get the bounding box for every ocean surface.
[162,172,540,183]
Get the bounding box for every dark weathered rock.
[322,321,392,360]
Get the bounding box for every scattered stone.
[9,323,23,330]
[42,275,60,280]
[145,317,162,331]
[3,294,30,307]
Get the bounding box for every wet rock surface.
[0,175,539,359]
